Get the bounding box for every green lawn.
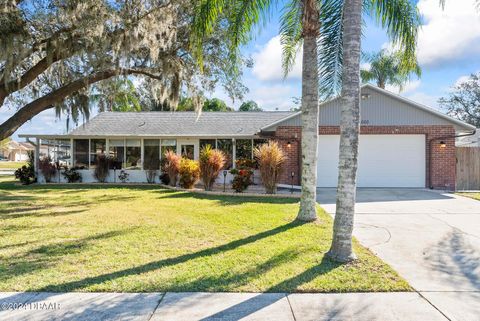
[0,176,410,293]
[457,193,480,201]
[0,161,26,170]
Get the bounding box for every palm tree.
[327,0,420,262]
[192,0,332,221]
[191,0,420,225]
[361,49,421,90]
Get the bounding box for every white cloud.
[404,91,440,109]
[0,108,67,140]
[252,36,303,81]
[416,0,480,66]
[247,84,299,110]
[385,79,422,94]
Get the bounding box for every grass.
[457,192,480,201]
[0,161,26,170]
[0,176,410,293]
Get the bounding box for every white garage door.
[317,135,426,187]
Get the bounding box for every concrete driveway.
[317,188,480,321]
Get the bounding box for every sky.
[2,0,480,140]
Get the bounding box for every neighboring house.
[0,141,34,161]
[456,130,480,147]
[20,84,475,190]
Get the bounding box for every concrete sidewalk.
[0,291,449,321]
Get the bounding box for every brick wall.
[274,125,456,190]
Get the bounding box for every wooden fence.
[456,147,480,190]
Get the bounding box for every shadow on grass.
[0,228,137,281]
[196,256,341,321]
[155,190,299,205]
[0,193,137,220]
[36,221,308,292]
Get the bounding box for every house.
[20,84,475,189]
[456,130,480,147]
[0,140,34,161]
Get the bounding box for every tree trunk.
[327,0,363,262]
[296,0,320,222]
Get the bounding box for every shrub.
[199,145,225,191]
[178,158,200,189]
[254,141,285,194]
[62,167,82,183]
[159,158,170,185]
[14,165,35,185]
[39,156,56,183]
[235,158,256,169]
[145,156,160,184]
[93,154,110,183]
[164,150,181,186]
[118,170,129,183]
[14,151,35,185]
[229,168,253,192]
[146,169,157,183]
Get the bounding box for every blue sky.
[3,0,480,140]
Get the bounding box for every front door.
[181,144,195,160]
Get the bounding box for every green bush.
[229,168,253,192]
[62,167,82,183]
[178,158,200,189]
[14,150,35,185]
[14,165,35,185]
[118,170,129,183]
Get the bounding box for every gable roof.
[67,111,295,137]
[262,84,476,132]
[363,84,475,131]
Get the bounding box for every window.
[199,139,216,151]
[217,139,233,169]
[253,138,268,149]
[125,139,141,169]
[236,139,252,160]
[161,139,177,158]
[109,139,125,169]
[90,139,106,167]
[144,139,160,170]
[73,139,89,168]
[57,139,71,167]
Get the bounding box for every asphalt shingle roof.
[69,112,294,137]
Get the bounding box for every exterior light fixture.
[287,141,292,148]
[290,171,295,194]
[361,93,371,100]
[439,141,446,148]
[223,170,228,192]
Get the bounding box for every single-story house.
[0,141,34,161]
[456,130,480,147]
[20,84,475,189]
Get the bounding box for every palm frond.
[279,0,303,77]
[366,0,421,70]
[317,0,344,98]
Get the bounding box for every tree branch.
[0,67,159,140]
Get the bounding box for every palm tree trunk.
[296,0,320,222]
[327,0,363,262]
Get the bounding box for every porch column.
[69,138,74,167]
[34,138,40,177]
[232,138,236,169]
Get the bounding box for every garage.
[317,135,426,187]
